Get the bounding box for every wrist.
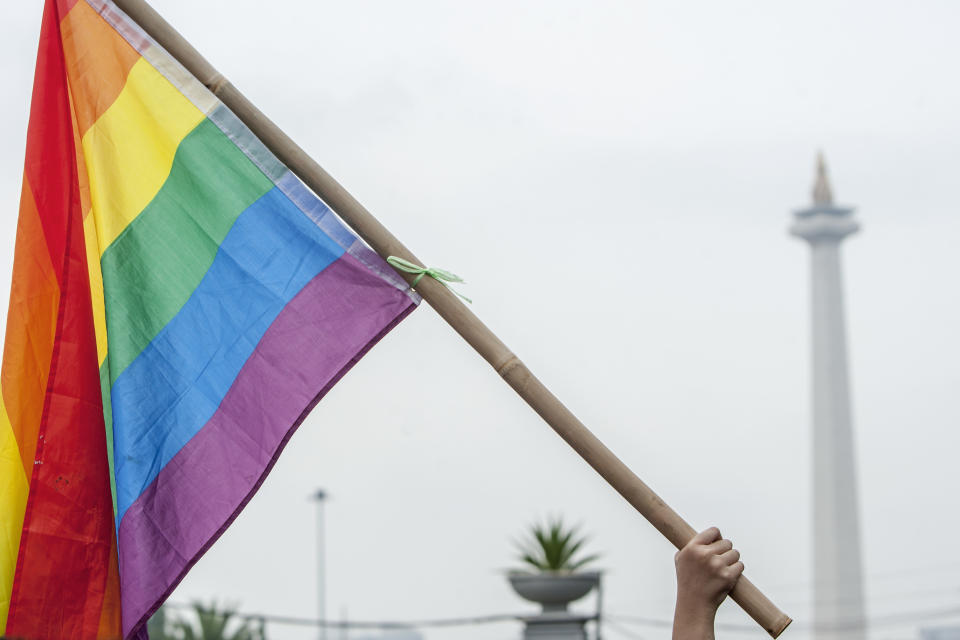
[675,594,718,622]
[673,597,717,640]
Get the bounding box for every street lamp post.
[312,489,328,640]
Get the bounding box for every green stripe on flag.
[100,119,273,384]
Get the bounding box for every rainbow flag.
[0,0,418,637]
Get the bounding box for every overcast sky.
[2,2,959,639]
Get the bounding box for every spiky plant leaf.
[567,553,602,572]
[514,517,599,572]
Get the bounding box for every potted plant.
[508,517,601,613]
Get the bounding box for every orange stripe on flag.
[96,533,122,639]
[1,179,59,479]
[60,0,140,137]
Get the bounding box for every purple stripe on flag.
[116,253,415,636]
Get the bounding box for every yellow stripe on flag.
[83,214,108,366]
[0,399,29,633]
[66,82,108,369]
[82,57,205,254]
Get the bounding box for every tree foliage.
[150,601,267,640]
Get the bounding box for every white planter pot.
[508,571,600,613]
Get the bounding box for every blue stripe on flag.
[111,187,345,523]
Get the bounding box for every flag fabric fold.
[1,1,419,637]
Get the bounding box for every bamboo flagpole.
[110,1,791,635]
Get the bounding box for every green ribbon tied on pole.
[386,256,472,304]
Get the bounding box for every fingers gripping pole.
[111,0,791,635]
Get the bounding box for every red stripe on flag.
[5,1,121,637]
[21,1,76,281]
[56,0,82,18]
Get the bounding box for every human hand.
[672,527,744,640]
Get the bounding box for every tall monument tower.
[790,154,867,640]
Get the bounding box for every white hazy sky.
[2,2,959,640]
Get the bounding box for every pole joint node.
[205,72,229,96]
[495,354,521,377]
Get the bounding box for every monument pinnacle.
[812,152,834,206]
